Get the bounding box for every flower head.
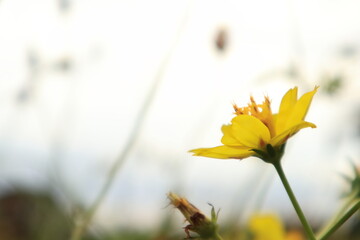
[190,86,318,163]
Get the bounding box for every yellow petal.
[276,87,298,134]
[279,87,298,114]
[220,124,239,146]
[276,87,318,134]
[287,86,318,125]
[221,115,271,148]
[270,121,316,147]
[189,145,254,159]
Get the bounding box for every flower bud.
[167,192,220,239]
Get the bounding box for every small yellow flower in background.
[248,213,305,240]
[190,86,318,163]
[167,192,221,239]
[248,213,286,240]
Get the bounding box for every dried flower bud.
[167,192,220,239]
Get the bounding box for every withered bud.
[167,192,220,239]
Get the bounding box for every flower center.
[233,96,276,138]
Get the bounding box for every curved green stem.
[213,233,224,240]
[316,196,356,238]
[317,200,360,240]
[273,162,316,240]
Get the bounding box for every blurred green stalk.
[317,199,360,240]
[69,4,190,239]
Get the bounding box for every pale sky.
[0,0,360,230]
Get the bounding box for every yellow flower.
[190,86,318,162]
[248,213,286,240]
[248,213,305,240]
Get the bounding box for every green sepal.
[252,144,285,164]
[208,203,220,223]
[196,205,221,239]
[251,149,268,159]
[266,144,276,157]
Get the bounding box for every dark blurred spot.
[322,75,343,96]
[53,58,73,72]
[16,51,39,104]
[0,189,72,240]
[16,86,31,104]
[355,107,360,138]
[27,51,39,69]
[214,28,228,53]
[339,45,358,58]
[286,64,300,79]
[58,0,72,13]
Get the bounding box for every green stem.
[273,162,316,240]
[317,200,360,240]
[316,196,356,238]
[213,233,224,240]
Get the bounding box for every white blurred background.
[0,0,360,233]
